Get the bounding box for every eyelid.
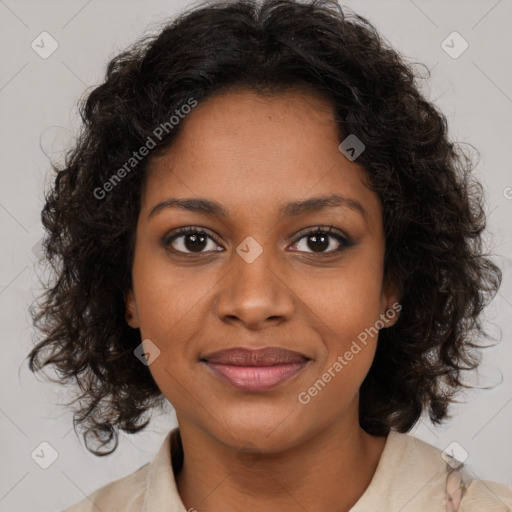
[287,225,352,255]
[162,226,223,249]
[291,225,349,244]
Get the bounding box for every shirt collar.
[142,427,188,512]
[141,427,421,512]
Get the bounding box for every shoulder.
[388,431,512,511]
[60,462,149,512]
[352,431,511,511]
[60,428,181,512]
[459,478,512,511]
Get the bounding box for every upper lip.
[201,347,310,366]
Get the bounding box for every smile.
[203,361,310,392]
[200,346,311,392]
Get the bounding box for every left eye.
[289,227,350,255]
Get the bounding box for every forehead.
[142,88,381,225]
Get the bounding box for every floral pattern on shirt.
[445,462,469,511]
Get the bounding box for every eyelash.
[162,225,353,258]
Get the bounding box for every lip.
[201,347,311,392]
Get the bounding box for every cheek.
[298,255,384,339]
[292,252,384,394]
[131,245,213,340]
[130,247,218,400]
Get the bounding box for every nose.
[214,245,295,330]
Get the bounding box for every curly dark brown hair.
[27,0,502,455]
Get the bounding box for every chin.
[211,411,308,453]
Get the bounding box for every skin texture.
[125,88,399,512]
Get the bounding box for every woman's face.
[126,88,398,452]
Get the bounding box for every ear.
[380,273,401,329]
[124,288,140,329]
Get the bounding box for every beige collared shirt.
[61,427,512,512]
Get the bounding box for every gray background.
[0,0,511,510]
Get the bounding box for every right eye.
[162,227,224,256]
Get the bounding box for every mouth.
[200,346,312,392]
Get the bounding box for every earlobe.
[382,302,401,328]
[381,276,401,329]
[124,289,140,329]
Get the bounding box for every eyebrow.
[148,194,367,220]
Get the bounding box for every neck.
[174,412,387,512]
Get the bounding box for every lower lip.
[204,361,309,392]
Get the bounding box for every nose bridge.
[215,236,294,327]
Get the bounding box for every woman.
[28,0,511,510]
